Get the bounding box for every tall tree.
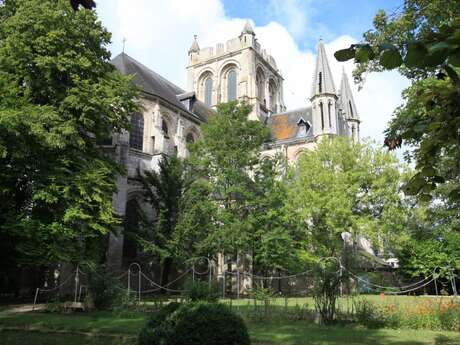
[139,155,186,287]
[0,0,137,267]
[188,101,270,259]
[286,137,409,263]
[184,101,298,276]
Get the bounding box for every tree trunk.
[160,258,172,294]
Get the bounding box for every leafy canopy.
[0,0,138,264]
[334,0,460,202]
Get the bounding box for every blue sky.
[97,0,409,145]
[222,0,403,49]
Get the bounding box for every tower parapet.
[186,21,285,121]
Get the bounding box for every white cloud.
[97,0,410,145]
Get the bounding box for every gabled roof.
[310,40,336,98]
[111,53,212,122]
[267,107,313,142]
[339,69,359,121]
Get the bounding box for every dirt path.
[3,304,46,313]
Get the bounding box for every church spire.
[188,35,200,54]
[339,68,359,121]
[241,20,255,35]
[310,40,336,99]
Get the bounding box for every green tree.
[188,101,269,260]
[286,137,411,322]
[286,137,409,262]
[185,101,298,278]
[139,155,186,287]
[0,0,137,267]
[334,0,460,202]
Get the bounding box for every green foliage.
[139,302,250,345]
[171,302,250,345]
[334,0,460,202]
[286,137,409,259]
[0,0,138,265]
[352,298,389,328]
[183,279,218,302]
[351,297,460,331]
[138,302,181,345]
[139,155,186,285]
[86,266,122,310]
[313,260,341,325]
[185,101,297,275]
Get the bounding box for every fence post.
[33,288,39,311]
[237,270,240,300]
[74,266,79,303]
[138,268,142,303]
[452,276,458,297]
[127,267,131,297]
[223,271,226,299]
[208,260,212,290]
[192,264,195,283]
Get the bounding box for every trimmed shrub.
[138,302,181,345]
[87,266,121,310]
[183,279,218,302]
[138,302,251,345]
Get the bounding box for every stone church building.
[107,21,361,269]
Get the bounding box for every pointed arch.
[319,102,325,130]
[268,78,277,113]
[227,69,237,101]
[129,112,144,151]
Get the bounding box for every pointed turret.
[310,40,336,99]
[339,68,360,142]
[241,20,255,35]
[188,35,200,54]
[339,68,359,121]
[309,40,339,138]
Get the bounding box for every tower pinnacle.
[310,40,336,99]
[188,35,200,54]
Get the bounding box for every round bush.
[138,302,181,345]
[139,302,250,345]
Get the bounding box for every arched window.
[318,72,323,93]
[227,69,237,101]
[256,69,265,101]
[186,133,195,144]
[204,77,213,106]
[162,119,169,138]
[319,102,324,130]
[129,112,144,151]
[328,102,332,128]
[349,100,354,117]
[269,80,277,112]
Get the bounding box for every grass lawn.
[0,296,460,345]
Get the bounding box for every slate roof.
[267,107,314,143]
[111,53,212,122]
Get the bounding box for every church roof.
[241,20,255,35]
[111,52,212,122]
[310,40,336,98]
[339,69,359,121]
[267,107,314,143]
